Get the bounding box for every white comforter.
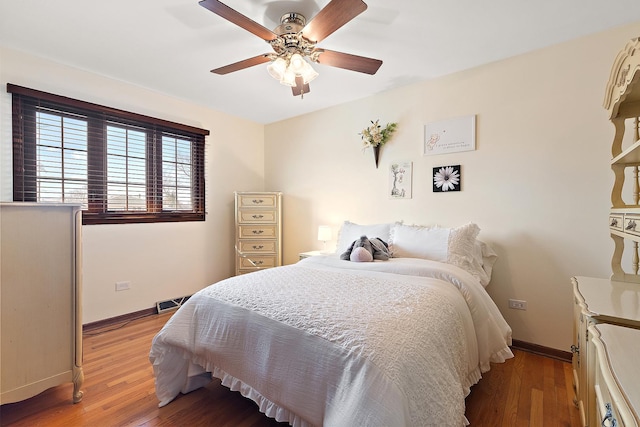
[149,256,513,427]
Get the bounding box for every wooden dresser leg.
[73,367,84,403]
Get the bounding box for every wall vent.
[156,295,191,314]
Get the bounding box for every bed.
[149,222,513,426]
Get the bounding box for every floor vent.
[156,295,191,314]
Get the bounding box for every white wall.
[0,47,265,323]
[2,23,639,350]
[264,22,640,351]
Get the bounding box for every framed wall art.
[433,165,461,192]
[389,161,412,199]
[424,115,476,156]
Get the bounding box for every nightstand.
[299,250,325,260]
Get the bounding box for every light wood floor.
[1,312,581,427]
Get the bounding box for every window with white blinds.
[8,84,209,225]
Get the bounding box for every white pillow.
[389,224,448,261]
[446,222,481,277]
[336,221,393,254]
[390,222,491,284]
[472,240,498,287]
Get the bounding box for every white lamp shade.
[280,67,297,86]
[300,61,319,84]
[289,53,306,73]
[317,225,331,242]
[268,54,319,87]
[267,57,287,80]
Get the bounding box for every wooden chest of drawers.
[234,192,282,275]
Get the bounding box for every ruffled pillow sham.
[389,222,494,286]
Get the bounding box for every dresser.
[570,36,640,427]
[234,192,282,275]
[0,203,84,404]
[572,277,640,426]
[604,37,640,283]
[588,323,639,427]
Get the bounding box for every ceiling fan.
[199,0,383,97]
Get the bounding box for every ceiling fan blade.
[199,0,277,41]
[292,76,310,97]
[316,49,382,75]
[301,0,367,43]
[211,54,272,75]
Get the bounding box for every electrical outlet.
[508,299,527,310]
[115,281,130,291]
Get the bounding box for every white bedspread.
[150,256,513,427]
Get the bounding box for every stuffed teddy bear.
[340,235,391,262]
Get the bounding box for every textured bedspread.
[150,256,512,427]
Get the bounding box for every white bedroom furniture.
[0,202,84,404]
[570,36,640,427]
[571,277,640,426]
[588,323,640,427]
[234,191,282,275]
[604,37,640,282]
[298,250,324,260]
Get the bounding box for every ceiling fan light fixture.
[289,53,306,73]
[202,0,382,97]
[267,57,287,80]
[300,61,319,84]
[280,67,297,87]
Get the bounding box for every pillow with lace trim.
[390,222,491,285]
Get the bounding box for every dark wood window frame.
[8,84,209,225]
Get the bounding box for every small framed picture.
[433,165,461,192]
[390,161,412,199]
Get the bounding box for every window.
[8,84,209,224]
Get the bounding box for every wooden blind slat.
[7,83,210,137]
[8,83,207,225]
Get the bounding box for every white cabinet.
[234,192,282,275]
[0,203,83,404]
[588,324,639,427]
[299,250,324,260]
[571,277,640,426]
[570,36,640,427]
[604,37,640,282]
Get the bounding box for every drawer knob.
[252,199,264,204]
[570,344,579,354]
[252,245,264,250]
[626,219,636,231]
[252,214,264,219]
[610,218,618,227]
[252,230,264,234]
[602,403,618,427]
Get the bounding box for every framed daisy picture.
[433,165,461,192]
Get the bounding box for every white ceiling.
[1,0,640,124]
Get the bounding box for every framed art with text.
[424,115,476,156]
